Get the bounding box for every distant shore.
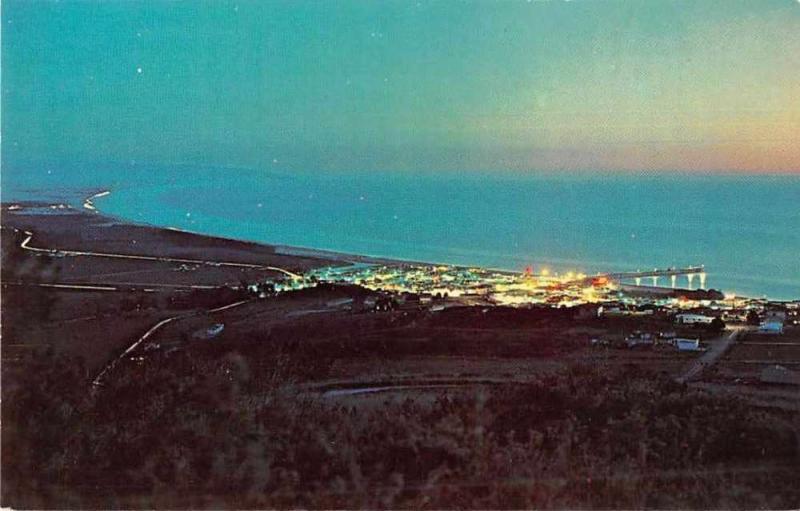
[5,167,800,299]
[3,191,413,270]
[5,189,526,276]
[3,190,796,303]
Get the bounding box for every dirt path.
[677,325,749,384]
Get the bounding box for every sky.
[2,0,799,173]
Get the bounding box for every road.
[19,230,303,279]
[4,281,120,292]
[676,325,749,384]
[8,229,301,386]
[4,280,218,292]
[91,298,253,386]
[91,315,182,386]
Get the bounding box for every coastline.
[6,168,800,300]
[83,179,800,300]
[82,191,787,302]
[3,190,797,302]
[3,189,390,268]
[82,189,527,275]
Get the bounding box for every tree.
[708,317,726,333]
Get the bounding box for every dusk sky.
[3,0,799,173]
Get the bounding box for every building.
[675,313,714,325]
[626,332,654,348]
[193,323,225,341]
[599,304,628,316]
[758,319,784,335]
[676,338,701,351]
[659,331,677,341]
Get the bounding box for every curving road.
[19,230,302,279]
[91,298,253,386]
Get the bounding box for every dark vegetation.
[4,339,799,509]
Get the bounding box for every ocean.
[3,162,799,300]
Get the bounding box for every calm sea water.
[4,162,799,300]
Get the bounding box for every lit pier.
[582,265,708,289]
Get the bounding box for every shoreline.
[3,191,796,303]
[6,189,396,268]
[78,192,791,302]
[82,189,530,275]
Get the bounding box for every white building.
[675,313,714,325]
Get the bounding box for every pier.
[580,265,708,289]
